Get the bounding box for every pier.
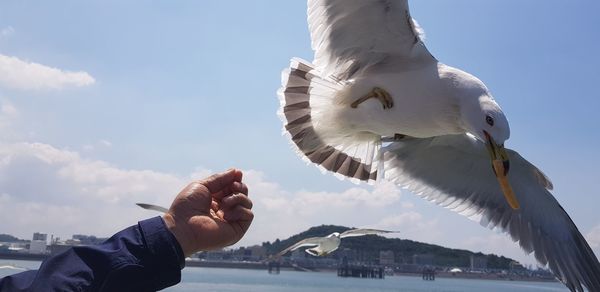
[422,268,435,281]
[337,265,384,279]
[267,261,280,274]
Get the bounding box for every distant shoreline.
[0,253,48,261]
[0,254,557,284]
[395,272,557,283]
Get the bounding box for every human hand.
[162,169,254,256]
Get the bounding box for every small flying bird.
[0,264,27,271]
[277,1,600,290]
[136,203,168,213]
[277,229,396,257]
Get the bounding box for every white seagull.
[0,265,27,271]
[277,229,396,257]
[277,1,600,291]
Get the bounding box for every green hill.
[262,225,514,269]
[0,234,26,243]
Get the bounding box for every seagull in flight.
[0,265,27,271]
[277,229,396,257]
[277,1,600,290]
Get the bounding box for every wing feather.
[340,228,396,238]
[307,0,435,78]
[276,237,327,257]
[382,134,600,291]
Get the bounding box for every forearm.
[0,217,185,291]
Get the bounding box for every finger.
[221,193,253,210]
[233,169,243,183]
[211,200,219,212]
[231,181,248,196]
[212,181,248,201]
[223,205,254,222]
[200,169,238,194]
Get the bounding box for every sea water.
[0,260,568,291]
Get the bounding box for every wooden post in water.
[267,261,280,274]
[422,267,435,281]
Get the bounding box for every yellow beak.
[484,132,520,210]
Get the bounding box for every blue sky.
[1,1,599,266]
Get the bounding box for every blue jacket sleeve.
[0,216,185,292]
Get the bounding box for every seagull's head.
[461,91,518,210]
[452,68,510,146]
[469,96,510,145]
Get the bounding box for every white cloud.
[1,101,18,116]
[462,233,539,267]
[0,140,569,268]
[401,202,415,209]
[188,167,215,181]
[0,142,184,238]
[99,140,112,148]
[3,143,181,203]
[0,54,95,90]
[82,140,113,152]
[0,99,19,132]
[1,99,18,121]
[253,176,401,212]
[0,141,409,247]
[238,171,407,246]
[375,212,442,243]
[0,26,15,38]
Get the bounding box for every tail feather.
[278,58,381,183]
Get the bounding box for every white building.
[29,240,47,254]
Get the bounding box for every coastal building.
[395,263,421,273]
[379,250,395,266]
[49,244,73,255]
[72,234,106,245]
[204,249,230,261]
[336,248,357,262]
[412,254,434,266]
[246,245,267,261]
[29,232,48,254]
[29,240,47,254]
[290,249,305,260]
[33,233,47,242]
[65,238,82,246]
[470,255,488,271]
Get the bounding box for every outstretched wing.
[340,228,397,238]
[276,237,327,257]
[136,203,169,213]
[308,0,435,78]
[381,134,599,291]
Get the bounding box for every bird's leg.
[394,134,406,140]
[381,133,409,143]
[350,87,394,109]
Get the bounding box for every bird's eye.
[485,115,494,127]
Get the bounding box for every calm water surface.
[0,260,567,292]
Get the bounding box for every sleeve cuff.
[138,216,186,289]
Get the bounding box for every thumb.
[200,168,238,193]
